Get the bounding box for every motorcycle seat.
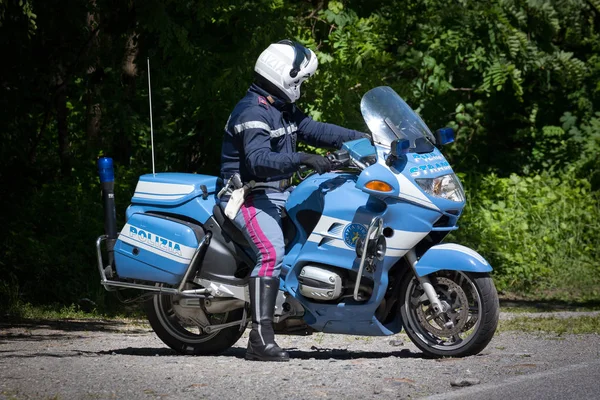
[212,204,250,248]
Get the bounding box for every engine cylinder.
[298,265,344,301]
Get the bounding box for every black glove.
[299,153,333,175]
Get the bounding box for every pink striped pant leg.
[231,191,288,278]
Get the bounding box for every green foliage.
[562,112,600,189]
[499,315,600,334]
[0,0,37,36]
[4,302,101,320]
[527,125,568,173]
[453,172,600,299]
[2,301,145,320]
[0,165,138,310]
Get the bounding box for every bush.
[452,171,600,300]
[0,163,140,313]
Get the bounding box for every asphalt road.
[1,314,599,400]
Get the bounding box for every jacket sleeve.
[236,110,302,179]
[294,107,364,149]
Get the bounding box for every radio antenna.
[147,57,156,176]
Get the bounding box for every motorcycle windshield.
[360,86,435,152]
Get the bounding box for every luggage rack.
[95,233,213,298]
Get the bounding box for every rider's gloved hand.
[299,153,333,175]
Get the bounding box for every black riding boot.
[245,277,289,362]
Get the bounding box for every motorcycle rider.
[220,39,367,361]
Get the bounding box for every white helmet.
[254,40,318,103]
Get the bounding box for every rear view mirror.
[435,128,455,145]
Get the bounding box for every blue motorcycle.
[96,86,499,358]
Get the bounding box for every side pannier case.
[113,213,204,285]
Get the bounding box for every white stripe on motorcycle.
[386,248,409,257]
[134,181,195,196]
[306,233,352,250]
[306,215,428,256]
[385,230,429,251]
[306,215,353,250]
[307,234,422,257]
[132,193,188,201]
[118,233,196,263]
[430,243,488,265]
[309,215,350,239]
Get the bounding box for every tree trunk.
[55,79,71,177]
[122,31,139,98]
[86,0,102,154]
[85,84,102,152]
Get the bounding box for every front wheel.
[399,270,499,357]
[144,293,246,355]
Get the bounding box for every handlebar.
[297,149,353,178]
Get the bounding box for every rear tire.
[399,270,499,357]
[144,293,246,355]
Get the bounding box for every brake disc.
[415,277,470,337]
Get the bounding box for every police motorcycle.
[96,86,499,358]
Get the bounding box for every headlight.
[415,173,465,202]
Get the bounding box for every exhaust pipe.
[97,157,118,270]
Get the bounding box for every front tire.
[144,293,246,355]
[399,270,499,357]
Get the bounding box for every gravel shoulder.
[1,312,599,400]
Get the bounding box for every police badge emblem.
[343,223,368,248]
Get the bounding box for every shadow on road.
[88,345,427,361]
[0,345,426,360]
[250,346,426,360]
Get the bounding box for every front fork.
[405,249,448,319]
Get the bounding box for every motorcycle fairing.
[379,200,441,257]
[279,134,473,335]
[358,147,460,211]
[283,253,399,336]
[413,243,492,277]
[281,168,443,336]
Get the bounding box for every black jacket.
[220,84,363,183]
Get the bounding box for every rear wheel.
[399,270,499,357]
[144,293,246,355]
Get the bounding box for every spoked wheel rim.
[403,271,482,351]
[153,294,230,344]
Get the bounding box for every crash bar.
[353,216,383,301]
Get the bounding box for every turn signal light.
[365,180,393,192]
